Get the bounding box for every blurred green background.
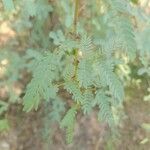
[0,0,150,150]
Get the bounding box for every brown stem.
[73,0,79,34]
[72,0,80,79]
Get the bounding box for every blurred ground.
[0,86,149,150]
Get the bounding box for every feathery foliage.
[64,80,83,104]
[82,90,94,114]
[95,90,114,127]
[60,106,77,144]
[23,52,59,112]
[1,0,149,145]
[2,0,14,11]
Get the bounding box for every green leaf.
[0,119,9,132]
[23,53,59,112]
[107,0,131,14]
[66,123,74,144]
[77,59,94,88]
[49,98,66,122]
[49,30,65,45]
[116,17,137,60]
[80,34,93,54]
[60,106,77,144]
[95,91,114,127]
[23,81,40,112]
[22,0,53,19]
[0,101,8,115]
[142,123,150,132]
[64,80,83,103]
[109,73,124,103]
[82,90,94,114]
[140,138,149,145]
[98,60,124,103]
[63,64,74,81]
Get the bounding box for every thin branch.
[73,0,79,34]
[72,0,80,79]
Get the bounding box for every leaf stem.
[73,0,80,80]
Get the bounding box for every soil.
[0,86,149,150]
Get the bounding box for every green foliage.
[106,0,137,60]
[49,30,65,46]
[0,101,8,115]
[115,16,137,60]
[97,59,124,103]
[135,12,150,102]
[22,0,52,19]
[142,123,150,132]
[82,90,93,114]
[141,123,150,145]
[95,91,114,126]
[77,59,94,88]
[79,34,93,54]
[130,0,139,4]
[64,80,83,104]
[42,98,65,146]
[23,52,59,112]
[2,0,14,11]
[60,106,77,144]
[1,0,150,145]
[0,119,9,132]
